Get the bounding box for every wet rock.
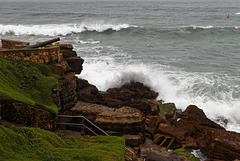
[0,100,57,130]
[65,57,84,74]
[76,78,103,104]
[105,82,158,102]
[123,99,160,116]
[95,106,145,136]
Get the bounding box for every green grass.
[0,125,125,161]
[0,58,60,114]
[172,148,200,161]
[98,91,109,95]
[159,103,174,115]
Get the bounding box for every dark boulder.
[65,57,84,74]
[105,82,158,102]
[76,78,103,104]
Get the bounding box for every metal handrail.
[57,115,134,160]
[58,115,109,136]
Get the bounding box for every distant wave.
[0,23,138,36]
[178,25,240,34]
[235,12,240,15]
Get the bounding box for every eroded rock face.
[95,106,145,135]
[76,78,103,104]
[59,72,77,112]
[0,101,57,130]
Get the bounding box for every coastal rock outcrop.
[176,105,240,161]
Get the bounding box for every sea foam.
[0,23,137,36]
[78,55,240,133]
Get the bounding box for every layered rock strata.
[0,100,56,130]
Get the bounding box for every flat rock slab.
[95,106,145,135]
[64,101,110,121]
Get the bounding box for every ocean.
[0,0,240,132]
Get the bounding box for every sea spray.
[78,59,240,132]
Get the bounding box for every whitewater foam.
[0,22,137,36]
[78,57,240,132]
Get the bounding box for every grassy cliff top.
[0,125,125,161]
[0,58,60,114]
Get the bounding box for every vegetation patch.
[172,148,200,161]
[98,91,109,95]
[159,103,174,115]
[0,125,125,161]
[0,58,60,114]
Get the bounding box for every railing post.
[82,117,84,134]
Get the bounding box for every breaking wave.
[78,57,240,132]
[0,23,138,36]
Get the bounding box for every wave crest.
[0,23,138,36]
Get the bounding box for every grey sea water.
[0,0,240,132]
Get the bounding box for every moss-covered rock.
[172,148,200,161]
[0,125,125,161]
[0,58,60,114]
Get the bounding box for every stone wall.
[0,46,63,64]
[0,100,57,130]
[1,39,29,49]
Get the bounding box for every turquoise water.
[0,0,240,132]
